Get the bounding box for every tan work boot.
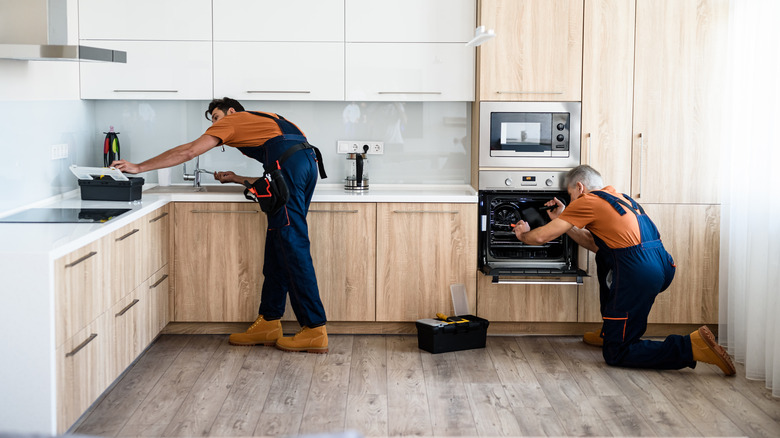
[229,315,282,346]
[583,331,604,347]
[275,325,328,354]
[690,325,736,376]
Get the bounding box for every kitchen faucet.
[182,155,213,190]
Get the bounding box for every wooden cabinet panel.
[477,274,579,322]
[56,311,111,434]
[631,0,729,203]
[54,240,104,348]
[144,206,170,281]
[479,0,583,101]
[109,221,145,305]
[174,203,265,322]
[110,284,149,379]
[581,0,635,191]
[148,266,170,338]
[376,203,477,321]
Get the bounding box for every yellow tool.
[436,313,468,324]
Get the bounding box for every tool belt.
[243,142,326,215]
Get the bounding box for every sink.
[146,184,245,194]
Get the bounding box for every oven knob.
[557,123,565,131]
[545,178,553,187]
[504,178,513,186]
[557,134,565,142]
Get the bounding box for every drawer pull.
[378,91,442,95]
[149,212,169,223]
[115,299,140,317]
[247,90,311,94]
[150,274,169,289]
[492,277,583,286]
[113,89,178,93]
[65,251,97,268]
[65,333,97,357]
[392,210,460,214]
[116,228,140,241]
[496,91,564,95]
[190,210,259,214]
[308,209,359,214]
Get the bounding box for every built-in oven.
[478,170,585,285]
[479,101,581,169]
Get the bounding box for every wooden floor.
[74,334,780,437]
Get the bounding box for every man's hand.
[513,220,531,240]
[110,159,141,174]
[214,171,239,184]
[546,197,566,219]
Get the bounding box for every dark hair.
[205,97,245,120]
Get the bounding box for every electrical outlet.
[337,140,384,154]
[50,143,68,160]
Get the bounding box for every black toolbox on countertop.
[416,315,489,354]
[79,177,144,201]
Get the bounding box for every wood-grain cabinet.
[478,0,584,101]
[54,205,171,433]
[577,0,728,325]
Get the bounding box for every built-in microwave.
[479,101,581,169]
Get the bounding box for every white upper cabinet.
[346,43,475,101]
[214,42,344,101]
[213,0,344,42]
[346,0,476,42]
[78,0,212,41]
[80,41,213,100]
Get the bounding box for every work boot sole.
[228,340,277,347]
[698,326,736,376]
[275,344,328,354]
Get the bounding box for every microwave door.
[490,113,553,157]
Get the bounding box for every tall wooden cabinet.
[478,0,584,101]
[578,0,728,325]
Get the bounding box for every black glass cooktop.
[0,208,131,224]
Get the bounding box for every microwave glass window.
[501,122,541,145]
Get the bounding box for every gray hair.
[565,165,604,191]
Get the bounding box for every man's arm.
[514,218,574,245]
[566,226,598,252]
[111,134,221,174]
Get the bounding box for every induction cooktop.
[0,208,131,224]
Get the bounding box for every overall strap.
[592,191,661,244]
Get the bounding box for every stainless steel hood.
[0,0,126,63]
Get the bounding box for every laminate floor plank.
[208,346,285,437]
[163,341,250,436]
[116,335,224,437]
[74,334,190,437]
[346,336,388,436]
[76,334,780,438]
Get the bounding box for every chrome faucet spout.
[183,155,212,188]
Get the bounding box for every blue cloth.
[590,191,694,370]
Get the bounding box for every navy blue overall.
[238,112,327,328]
[590,191,695,370]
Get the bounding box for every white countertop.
[0,183,477,260]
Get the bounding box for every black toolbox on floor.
[79,177,144,201]
[416,315,489,354]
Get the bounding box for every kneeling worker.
[513,165,735,375]
[111,97,329,353]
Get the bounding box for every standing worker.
[111,97,329,353]
[513,165,735,375]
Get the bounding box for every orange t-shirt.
[558,186,642,249]
[203,111,305,148]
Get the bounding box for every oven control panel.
[479,170,567,191]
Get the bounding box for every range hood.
[0,0,126,63]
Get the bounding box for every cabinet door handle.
[637,133,644,198]
[392,210,460,214]
[308,209,359,214]
[585,132,592,164]
[492,277,583,286]
[116,228,140,241]
[190,210,259,214]
[64,251,97,268]
[115,299,140,317]
[65,333,97,357]
[496,91,564,95]
[149,212,169,223]
[378,91,442,95]
[150,274,169,289]
[247,90,311,94]
[113,89,179,93]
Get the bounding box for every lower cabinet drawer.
[111,286,150,379]
[56,311,112,434]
